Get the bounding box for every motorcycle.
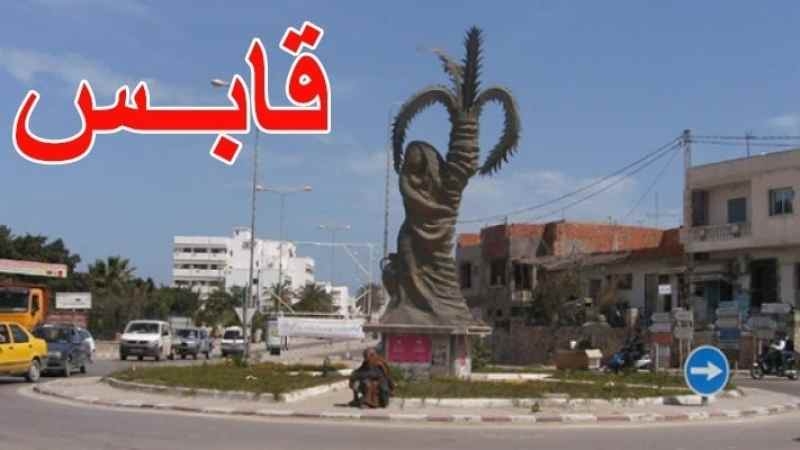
[605,338,652,373]
[750,347,797,380]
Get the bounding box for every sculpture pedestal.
[364,323,490,380]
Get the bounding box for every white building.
[316,282,354,316]
[173,227,315,309]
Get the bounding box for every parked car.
[0,321,48,382]
[220,326,244,358]
[77,327,96,362]
[119,320,174,361]
[174,327,212,359]
[33,323,91,376]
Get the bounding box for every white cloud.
[458,169,640,226]
[0,47,210,104]
[766,113,800,135]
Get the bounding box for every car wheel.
[192,353,198,360]
[25,359,41,383]
[120,353,127,361]
[80,365,87,374]
[181,353,186,360]
[138,355,144,361]
[205,351,210,360]
[155,347,162,362]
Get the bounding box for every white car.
[220,326,245,358]
[77,327,96,361]
[120,320,174,361]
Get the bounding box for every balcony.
[173,268,225,279]
[173,251,228,262]
[690,222,751,242]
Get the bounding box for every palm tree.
[294,284,334,313]
[265,280,292,312]
[88,256,136,294]
[392,26,520,178]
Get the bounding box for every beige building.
[681,148,800,322]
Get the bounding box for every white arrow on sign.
[690,362,722,381]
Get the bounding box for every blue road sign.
[684,345,730,397]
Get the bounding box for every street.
[3,359,800,450]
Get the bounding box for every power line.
[691,139,799,149]
[457,136,682,224]
[693,135,800,141]
[623,146,680,220]
[521,142,682,223]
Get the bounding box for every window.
[0,325,9,344]
[490,259,506,286]
[459,263,472,289]
[9,324,29,343]
[513,263,533,290]
[616,274,633,290]
[769,188,794,216]
[727,197,747,223]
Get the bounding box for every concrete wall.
[685,149,800,252]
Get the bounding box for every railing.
[172,251,227,261]
[689,222,751,242]
[172,268,225,278]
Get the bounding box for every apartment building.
[172,227,315,308]
[681,148,800,322]
[456,221,672,324]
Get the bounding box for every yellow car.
[0,321,48,382]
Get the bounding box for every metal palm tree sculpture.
[381,27,521,327]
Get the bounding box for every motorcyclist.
[768,333,787,371]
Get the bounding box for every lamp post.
[260,185,313,310]
[212,78,259,360]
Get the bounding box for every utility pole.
[682,129,693,309]
[243,130,260,361]
[261,185,313,311]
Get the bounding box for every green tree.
[264,280,293,312]
[88,256,136,294]
[293,284,334,312]
[196,288,239,328]
[0,225,82,273]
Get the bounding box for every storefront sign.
[387,334,432,363]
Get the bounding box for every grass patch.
[111,361,345,399]
[474,365,554,374]
[395,377,690,399]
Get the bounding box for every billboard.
[55,292,92,309]
[0,259,67,278]
[277,317,365,339]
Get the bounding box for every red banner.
[387,334,431,363]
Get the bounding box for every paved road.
[3,379,800,450]
[737,376,800,397]
[3,355,800,450]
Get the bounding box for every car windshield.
[125,322,160,334]
[176,329,197,339]
[0,289,28,312]
[34,326,72,343]
[223,330,241,339]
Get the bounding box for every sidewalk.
[32,376,800,427]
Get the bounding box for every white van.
[220,326,244,357]
[120,320,174,361]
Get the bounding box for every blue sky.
[2,1,800,290]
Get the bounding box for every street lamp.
[212,77,260,361]
[259,185,313,311]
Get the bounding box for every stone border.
[395,391,742,409]
[103,377,349,403]
[31,382,800,426]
